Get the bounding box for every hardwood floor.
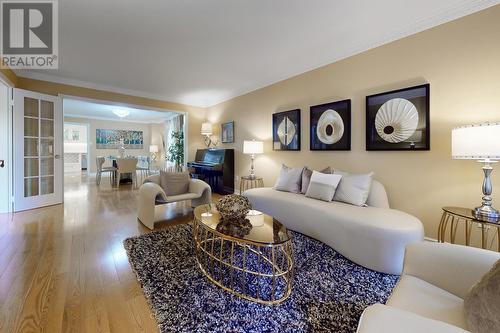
[0,172,207,333]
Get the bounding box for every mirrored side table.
[239,176,264,194]
[439,206,500,251]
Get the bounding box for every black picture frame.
[272,109,301,151]
[221,121,234,143]
[366,83,430,151]
[310,99,351,151]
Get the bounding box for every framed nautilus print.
[310,99,351,150]
[366,84,430,151]
[272,109,301,151]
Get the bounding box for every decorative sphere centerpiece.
[215,195,253,237]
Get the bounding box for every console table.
[439,206,500,251]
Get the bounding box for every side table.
[439,206,500,251]
[239,176,264,194]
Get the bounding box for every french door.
[13,89,63,211]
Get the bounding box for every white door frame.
[60,94,188,169]
[0,78,12,213]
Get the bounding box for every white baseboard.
[424,236,438,242]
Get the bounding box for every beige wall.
[206,6,500,244]
[64,116,153,173]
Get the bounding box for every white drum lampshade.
[243,140,264,155]
[243,140,263,179]
[149,145,159,153]
[451,123,500,221]
[201,122,213,135]
[452,123,500,160]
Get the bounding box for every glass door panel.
[41,101,54,119]
[24,138,38,156]
[40,176,54,195]
[24,178,39,197]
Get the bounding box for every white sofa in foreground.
[243,181,424,275]
[357,242,500,332]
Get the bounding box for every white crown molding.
[64,113,168,124]
[14,0,500,108]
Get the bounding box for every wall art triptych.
[271,83,430,152]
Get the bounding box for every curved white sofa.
[243,181,424,275]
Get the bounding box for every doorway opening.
[62,96,187,193]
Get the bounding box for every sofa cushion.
[464,259,500,333]
[357,304,469,333]
[333,170,373,206]
[387,275,467,330]
[274,164,303,193]
[305,171,342,202]
[160,171,190,196]
[301,166,332,194]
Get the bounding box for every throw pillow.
[160,171,190,196]
[464,259,500,333]
[274,164,304,193]
[305,171,342,202]
[301,166,332,194]
[333,170,374,206]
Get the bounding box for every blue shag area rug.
[123,224,398,333]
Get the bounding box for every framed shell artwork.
[366,84,430,151]
[272,109,301,151]
[310,99,351,151]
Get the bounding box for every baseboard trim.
[424,236,438,242]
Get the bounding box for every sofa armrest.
[189,179,212,207]
[403,242,500,299]
[143,174,161,185]
[137,182,167,229]
[357,304,469,333]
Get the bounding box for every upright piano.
[187,149,234,194]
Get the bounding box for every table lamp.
[149,145,159,161]
[452,123,500,221]
[201,122,213,148]
[243,140,263,179]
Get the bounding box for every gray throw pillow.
[301,166,332,194]
[464,259,500,333]
[274,164,303,193]
[160,171,190,196]
[333,170,374,206]
[305,171,342,202]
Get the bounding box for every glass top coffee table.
[193,204,294,305]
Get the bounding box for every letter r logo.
[2,2,53,54]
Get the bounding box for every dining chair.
[96,156,116,186]
[136,156,151,182]
[116,157,139,188]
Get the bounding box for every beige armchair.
[357,242,500,333]
[137,174,212,229]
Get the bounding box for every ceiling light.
[113,109,130,118]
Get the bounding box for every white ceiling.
[64,98,176,123]
[15,0,499,107]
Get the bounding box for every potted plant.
[167,131,184,172]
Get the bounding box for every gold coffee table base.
[193,207,294,305]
